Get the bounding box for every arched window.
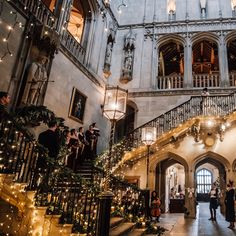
[197,168,212,194]
[192,40,219,88]
[227,39,236,86]
[68,0,85,43]
[157,41,184,89]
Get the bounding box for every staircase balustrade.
[96,93,236,171]
[0,116,146,235]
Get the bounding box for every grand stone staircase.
[2,93,236,235]
[0,156,147,235]
[96,93,236,171]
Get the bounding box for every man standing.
[36,120,59,188]
[208,183,219,221]
[0,91,10,122]
[38,120,59,159]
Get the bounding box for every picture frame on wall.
[69,87,87,123]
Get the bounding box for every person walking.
[225,180,235,229]
[208,183,219,221]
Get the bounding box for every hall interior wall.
[0,3,26,92]
[110,0,232,25]
[121,125,236,190]
[43,51,110,153]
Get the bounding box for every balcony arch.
[157,35,185,90]
[191,33,220,88]
[225,31,236,87]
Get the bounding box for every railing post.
[142,189,150,219]
[96,191,113,236]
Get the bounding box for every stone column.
[151,35,158,89]
[184,170,196,218]
[219,172,226,215]
[56,0,73,34]
[184,36,192,88]
[218,34,229,87]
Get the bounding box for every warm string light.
[0,1,24,63]
[117,0,127,14]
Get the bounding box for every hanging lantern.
[102,86,128,121]
[141,126,157,146]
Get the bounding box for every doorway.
[156,158,187,213]
[194,157,226,213]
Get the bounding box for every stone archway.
[151,152,189,214]
[193,152,231,215]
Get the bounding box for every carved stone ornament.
[200,0,207,9]
[103,22,117,78]
[32,24,60,58]
[120,29,136,84]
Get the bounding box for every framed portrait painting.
[69,87,87,123]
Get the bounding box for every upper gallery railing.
[192,73,220,88]
[10,0,86,65]
[60,30,86,64]
[157,75,184,89]
[10,0,57,28]
[157,74,220,90]
[96,93,236,169]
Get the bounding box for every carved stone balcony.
[10,0,57,28]
[193,73,220,88]
[157,74,221,90]
[157,75,184,89]
[61,30,86,64]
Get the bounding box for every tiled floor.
[156,202,236,236]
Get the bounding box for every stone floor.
[150,202,235,236]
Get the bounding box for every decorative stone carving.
[120,29,136,83]
[103,22,117,78]
[22,55,49,105]
[200,0,207,19]
[20,23,59,105]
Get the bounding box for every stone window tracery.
[197,168,212,194]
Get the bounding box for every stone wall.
[0,2,26,91]
[110,0,233,25]
[44,51,110,153]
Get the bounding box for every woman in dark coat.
[67,129,79,171]
[225,181,235,229]
[150,191,161,222]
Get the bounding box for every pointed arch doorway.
[155,156,188,214]
[194,156,227,214]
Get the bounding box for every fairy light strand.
[0,0,24,62]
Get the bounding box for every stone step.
[110,217,125,228]
[126,228,146,236]
[110,222,135,236]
